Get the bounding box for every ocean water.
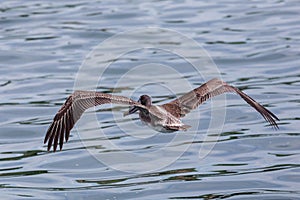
[0,0,299,199]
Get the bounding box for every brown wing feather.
[44,91,143,152]
[162,78,279,128]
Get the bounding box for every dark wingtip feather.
[53,122,62,152]
[44,121,55,144]
[59,118,65,151]
[47,122,58,151]
[231,85,279,129]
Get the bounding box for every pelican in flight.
[44,78,279,151]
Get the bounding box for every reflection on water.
[0,0,299,199]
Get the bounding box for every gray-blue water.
[1,0,299,199]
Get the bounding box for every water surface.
[0,0,299,199]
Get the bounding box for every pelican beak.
[123,106,139,117]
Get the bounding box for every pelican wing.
[162,78,279,128]
[44,91,144,151]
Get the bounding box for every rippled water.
[1,0,299,199]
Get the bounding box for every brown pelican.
[44,78,279,151]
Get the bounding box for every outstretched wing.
[162,78,279,128]
[44,91,144,152]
